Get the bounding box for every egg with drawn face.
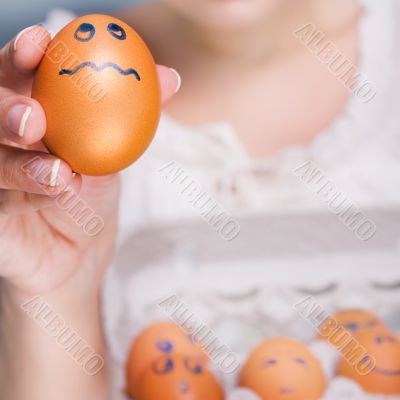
[337,328,400,395]
[32,14,161,175]
[239,337,327,400]
[126,321,207,398]
[318,310,386,342]
[135,354,224,400]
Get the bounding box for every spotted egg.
[32,14,161,175]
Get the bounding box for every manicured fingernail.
[7,105,32,137]
[50,159,60,187]
[169,68,182,93]
[14,25,39,52]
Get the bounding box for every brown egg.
[135,354,224,400]
[337,327,400,395]
[126,321,207,398]
[32,14,160,175]
[318,310,386,342]
[239,337,327,400]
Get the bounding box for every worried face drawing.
[58,22,141,80]
[319,310,386,340]
[338,328,400,395]
[135,354,224,400]
[239,337,327,400]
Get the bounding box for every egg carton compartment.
[103,210,400,399]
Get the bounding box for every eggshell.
[337,328,400,395]
[135,354,224,400]
[239,337,327,400]
[32,14,160,175]
[126,321,207,398]
[318,310,386,342]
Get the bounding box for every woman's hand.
[0,25,180,400]
[0,25,180,297]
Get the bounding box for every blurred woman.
[0,0,399,398]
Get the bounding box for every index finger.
[157,65,182,104]
[0,25,51,91]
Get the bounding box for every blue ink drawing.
[108,23,127,40]
[74,23,95,42]
[59,61,141,81]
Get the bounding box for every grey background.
[0,0,144,46]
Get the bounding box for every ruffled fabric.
[116,0,400,236]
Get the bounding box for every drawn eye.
[74,23,95,42]
[184,358,203,375]
[152,357,174,375]
[375,336,384,344]
[344,323,359,332]
[294,358,307,366]
[263,359,277,367]
[156,340,174,353]
[108,23,126,40]
[359,355,373,367]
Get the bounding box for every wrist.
[0,241,108,304]
[0,275,109,400]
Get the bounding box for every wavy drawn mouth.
[280,388,294,394]
[374,367,400,376]
[59,61,141,80]
[178,381,190,394]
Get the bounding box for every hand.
[0,25,180,297]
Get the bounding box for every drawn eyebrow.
[59,61,141,80]
[156,340,174,353]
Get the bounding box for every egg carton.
[103,212,400,398]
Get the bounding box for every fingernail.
[13,25,39,52]
[50,159,60,187]
[169,68,182,93]
[7,105,32,137]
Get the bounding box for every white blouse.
[115,0,400,235]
